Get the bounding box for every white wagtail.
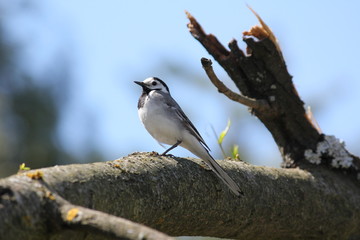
[135,77,243,197]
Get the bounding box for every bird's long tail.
[180,135,243,197]
[203,154,244,197]
[185,141,243,197]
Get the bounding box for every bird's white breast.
[138,92,182,145]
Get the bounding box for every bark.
[1,153,360,239]
[0,157,174,240]
[186,11,360,176]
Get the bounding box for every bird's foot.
[149,151,160,156]
[160,153,176,158]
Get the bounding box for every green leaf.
[19,163,31,171]
[218,119,231,144]
[232,145,240,160]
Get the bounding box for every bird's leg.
[161,140,182,156]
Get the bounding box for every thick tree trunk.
[1,153,360,239]
[186,11,360,176]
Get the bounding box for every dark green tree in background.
[0,20,63,176]
[0,1,103,177]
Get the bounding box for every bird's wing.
[163,93,211,151]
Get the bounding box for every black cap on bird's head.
[134,77,170,94]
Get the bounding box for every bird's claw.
[149,151,160,156]
[161,153,176,158]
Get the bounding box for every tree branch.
[186,10,360,177]
[1,153,360,239]
[0,162,174,240]
[59,202,173,240]
[201,57,270,111]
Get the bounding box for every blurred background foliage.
[0,1,103,177]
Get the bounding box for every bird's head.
[134,77,170,94]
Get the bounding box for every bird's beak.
[134,81,146,88]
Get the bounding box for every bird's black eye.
[152,81,157,86]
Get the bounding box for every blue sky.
[5,0,360,167]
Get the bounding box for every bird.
[134,77,243,197]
